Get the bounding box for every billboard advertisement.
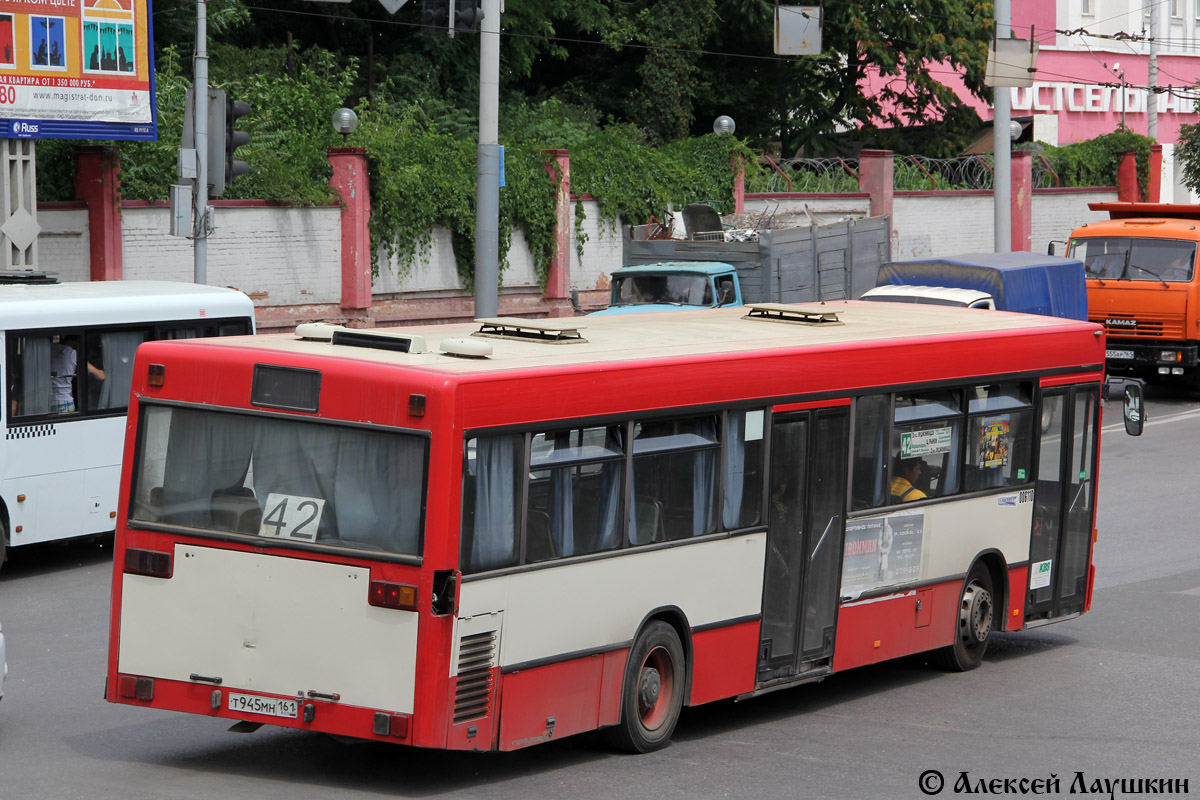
[0,0,156,140]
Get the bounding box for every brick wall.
[890,189,1118,260]
[120,204,342,307]
[36,205,90,281]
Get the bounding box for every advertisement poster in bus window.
[0,0,157,140]
[977,414,1011,468]
[841,511,924,597]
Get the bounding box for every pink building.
[862,1,1200,200]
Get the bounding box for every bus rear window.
[130,405,428,557]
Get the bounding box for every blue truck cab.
[591,261,743,315]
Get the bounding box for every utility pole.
[193,0,210,284]
[993,0,1011,253]
[474,0,500,318]
[1148,1,1159,141]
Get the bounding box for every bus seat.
[210,488,262,534]
[632,497,665,545]
[525,509,555,562]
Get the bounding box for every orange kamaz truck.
[1066,202,1200,387]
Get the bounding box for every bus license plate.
[227,692,298,719]
[1106,349,1134,360]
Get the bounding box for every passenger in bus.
[890,457,927,503]
[50,338,79,413]
[50,336,104,414]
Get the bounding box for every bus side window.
[851,394,890,510]
[90,329,147,411]
[7,333,60,418]
[460,434,522,574]
[891,389,963,502]
[963,383,1034,492]
[526,426,624,564]
[631,416,720,543]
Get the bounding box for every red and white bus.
[105,302,1133,753]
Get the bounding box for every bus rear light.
[148,363,166,387]
[373,712,410,738]
[124,548,173,578]
[119,675,155,701]
[368,581,418,610]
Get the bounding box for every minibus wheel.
[937,564,995,671]
[604,620,685,753]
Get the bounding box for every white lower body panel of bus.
[117,544,418,714]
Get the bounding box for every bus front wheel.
[604,620,685,753]
[937,564,995,672]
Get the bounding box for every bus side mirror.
[1106,377,1145,436]
[1047,242,1056,256]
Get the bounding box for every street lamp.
[332,107,358,142]
[713,115,736,136]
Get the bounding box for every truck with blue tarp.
[861,252,1089,320]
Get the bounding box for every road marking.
[1103,405,1200,433]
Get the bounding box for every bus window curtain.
[98,330,147,409]
[550,432,575,558]
[694,419,719,536]
[596,427,623,551]
[723,412,746,529]
[18,336,51,416]
[472,435,519,571]
[332,428,425,554]
[250,424,340,537]
[944,424,963,492]
[161,408,255,526]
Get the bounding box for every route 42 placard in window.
[258,493,325,542]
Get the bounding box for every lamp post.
[332,107,358,142]
[713,115,736,136]
[1110,62,1126,128]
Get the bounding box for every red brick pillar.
[328,147,372,317]
[732,158,745,214]
[858,150,894,221]
[74,145,122,281]
[543,149,570,301]
[1117,151,1140,202]
[1011,150,1032,252]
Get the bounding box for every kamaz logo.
[1106,318,1138,327]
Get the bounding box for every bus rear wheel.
[937,564,995,672]
[604,620,685,753]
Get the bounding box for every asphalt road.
[0,388,1196,800]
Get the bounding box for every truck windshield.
[1069,237,1196,282]
[129,404,428,557]
[613,273,714,306]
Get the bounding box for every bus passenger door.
[1027,386,1100,623]
[758,406,849,683]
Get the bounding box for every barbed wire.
[753,155,1060,194]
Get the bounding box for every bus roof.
[164,301,1098,377]
[0,280,255,330]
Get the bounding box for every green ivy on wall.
[1033,129,1156,198]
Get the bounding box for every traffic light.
[453,1,484,32]
[224,97,251,190]
[421,0,449,31]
